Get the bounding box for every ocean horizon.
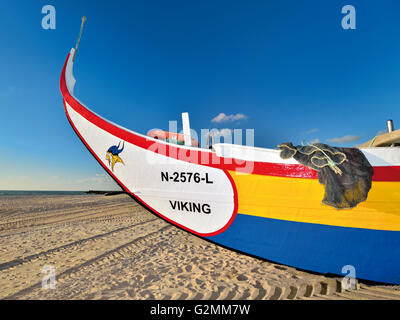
[0,190,87,196]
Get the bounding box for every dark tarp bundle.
[277,142,374,209]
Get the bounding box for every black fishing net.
[277,142,374,209]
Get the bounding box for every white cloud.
[308,138,320,144]
[376,129,387,136]
[327,135,360,143]
[211,113,247,123]
[305,128,319,135]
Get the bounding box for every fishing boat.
[60,20,400,284]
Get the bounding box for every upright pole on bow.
[72,16,87,62]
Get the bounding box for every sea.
[0,190,86,196]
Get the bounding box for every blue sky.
[1,0,400,190]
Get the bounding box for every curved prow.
[64,48,77,96]
[60,48,154,144]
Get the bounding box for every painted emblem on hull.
[106,141,125,171]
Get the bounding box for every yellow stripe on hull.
[229,170,400,231]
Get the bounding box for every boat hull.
[61,49,400,284]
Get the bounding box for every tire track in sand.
[0,218,157,272]
[5,225,172,299]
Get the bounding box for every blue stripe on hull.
[207,213,400,284]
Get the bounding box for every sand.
[1,193,400,300]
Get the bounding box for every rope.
[291,142,347,176]
[72,16,87,62]
[368,136,377,147]
[306,144,346,175]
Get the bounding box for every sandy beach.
[1,193,400,300]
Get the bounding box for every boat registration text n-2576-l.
[161,171,214,184]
